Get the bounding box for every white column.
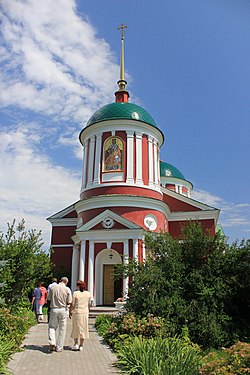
[157,144,161,187]
[87,136,95,187]
[153,139,159,186]
[82,140,88,189]
[79,240,86,281]
[148,136,154,187]
[133,238,139,260]
[126,131,134,184]
[88,241,94,303]
[93,133,102,185]
[123,240,129,298]
[135,132,143,185]
[142,241,146,261]
[71,245,79,291]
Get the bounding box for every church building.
[47,26,220,306]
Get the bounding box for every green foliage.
[121,223,250,349]
[0,336,14,375]
[0,307,35,373]
[199,341,250,374]
[0,307,35,346]
[95,314,113,336]
[116,335,201,375]
[95,313,165,350]
[0,219,53,308]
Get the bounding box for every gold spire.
[117,24,128,91]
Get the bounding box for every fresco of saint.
[104,137,123,171]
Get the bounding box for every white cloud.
[0,125,80,248]
[192,189,223,207]
[0,0,132,249]
[0,0,122,124]
[192,188,250,231]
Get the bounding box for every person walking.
[69,280,91,351]
[31,283,42,323]
[47,278,57,323]
[38,282,47,322]
[47,277,72,352]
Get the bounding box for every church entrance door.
[103,264,123,305]
[103,265,114,305]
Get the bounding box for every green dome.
[86,102,157,127]
[160,161,185,180]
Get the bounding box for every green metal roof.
[160,161,185,180]
[86,102,157,127]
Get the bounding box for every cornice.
[169,210,220,222]
[47,218,77,226]
[72,228,145,244]
[74,195,171,217]
[80,119,164,147]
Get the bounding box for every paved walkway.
[7,318,120,375]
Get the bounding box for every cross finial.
[115,24,130,102]
[118,24,128,40]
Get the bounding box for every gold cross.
[118,24,128,39]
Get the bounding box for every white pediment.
[76,209,141,232]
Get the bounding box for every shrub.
[0,336,15,374]
[95,313,165,350]
[95,314,113,336]
[119,224,250,349]
[0,307,35,347]
[0,307,35,373]
[199,341,250,374]
[117,335,201,375]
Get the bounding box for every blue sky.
[0,0,249,248]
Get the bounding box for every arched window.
[103,136,123,172]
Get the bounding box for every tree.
[0,219,53,309]
[120,223,250,349]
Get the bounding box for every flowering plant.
[116,297,125,302]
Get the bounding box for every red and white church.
[48,29,220,306]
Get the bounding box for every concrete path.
[7,318,120,375]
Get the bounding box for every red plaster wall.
[129,239,133,259]
[138,239,143,263]
[80,207,167,232]
[80,185,162,200]
[64,210,77,218]
[94,242,124,257]
[85,241,89,287]
[142,135,149,185]
[51,247,72,276]
[169,219,215,238]
[51,226,76,245]
[92,221,128,230]
[163,193,201,212]
[166,184,175,190]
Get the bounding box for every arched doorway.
[95,249,122,306]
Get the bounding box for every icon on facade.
[103,136,123,171]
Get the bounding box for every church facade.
[47,29,220,306]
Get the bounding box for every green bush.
[0,307,35,346]
[0,336,15,374]
[199,341,250,374]
[104,313,165,350]
[95,314,113,336]
[0,306,35,373]
[116,335,201,375]
[119,224,250,349]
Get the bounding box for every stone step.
[89,306,118,318]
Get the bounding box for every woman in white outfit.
[69,280,91,351]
